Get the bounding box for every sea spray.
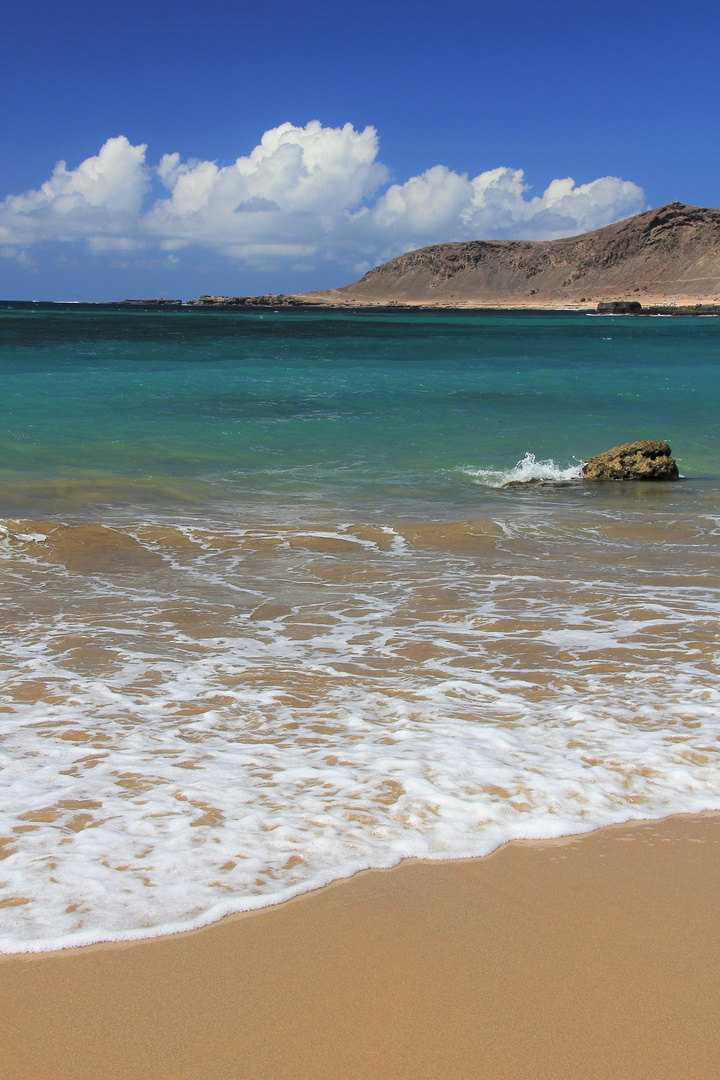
[461,452,585,488]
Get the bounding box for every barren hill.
[307,202,720,308]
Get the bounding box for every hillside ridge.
[305,202,720,308]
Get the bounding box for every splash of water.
[462,452,585,488]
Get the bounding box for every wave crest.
[463,452,584,488]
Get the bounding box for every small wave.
[462,452,584,488]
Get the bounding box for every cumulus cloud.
[0,137,149,246]
[368,165,645,256]
[146,120,388,260]
[0,122,646,273]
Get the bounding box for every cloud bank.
[0,122,645,275]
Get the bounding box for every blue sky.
[2,0,718,300]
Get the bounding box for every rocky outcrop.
[596,301,643,313]
[582,441,679,481]
[119,298,182,306]
[185,294,317,307]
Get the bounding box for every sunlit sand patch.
[287,534,371,553]
[248,603,292,621]
[399,520,504,550]
[44,524,165,573]
[19,810,62,824]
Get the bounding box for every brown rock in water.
[582,441,679,481]
[596,300,643,313]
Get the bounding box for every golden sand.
[2,812,720,1079]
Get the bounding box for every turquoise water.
[1,303,719,952]
[1,304,718,514]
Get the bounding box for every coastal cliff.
[304,202,720,308]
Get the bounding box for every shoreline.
[3,296,720,314]
[113,296,720,314]
[3,811,720,1078]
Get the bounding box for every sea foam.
[462,452,584,488]
[0,508,719,953]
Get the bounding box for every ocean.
[1,302,719,952]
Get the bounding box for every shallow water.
[0,304,718,951]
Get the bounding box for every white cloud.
[371,165,472,236]
[367,165,645,254]
[0,246,37,269]
[146,120,389,259]
[87,236,146,253]
[0,122,646,275]
[0,136,149,246]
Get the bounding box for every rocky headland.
[301,202,720,309]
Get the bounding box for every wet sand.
[2,813,720,1079]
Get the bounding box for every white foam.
[0,511,719,953]
[462,452,584,488]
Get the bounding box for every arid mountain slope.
[309,203,720,307]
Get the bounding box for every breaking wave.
[461,452,585,488]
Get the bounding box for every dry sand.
[300,290,720,310]
[2,812,720,1079]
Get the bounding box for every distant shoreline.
[4,297,720,316]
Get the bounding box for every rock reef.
[119,298,182,306]
[185,294,315,308]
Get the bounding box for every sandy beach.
[300,290,720,310]
[2,812,720,1079]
